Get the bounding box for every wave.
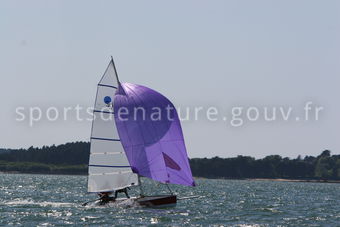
[86,197,141,209]
[3,199,74,207]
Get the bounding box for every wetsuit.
[114,188,130,199]
[98,192,115,205]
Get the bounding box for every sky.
[1,0,339,158]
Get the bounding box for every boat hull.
[136,195,177,207]
[92,195,177,207]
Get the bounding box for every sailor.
[98,192,115,205]
[114,187,130,199]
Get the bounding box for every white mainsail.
[87,60,138,193]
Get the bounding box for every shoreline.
[1,172,339,183]
[245,178,340,184]
[0,171,86,176]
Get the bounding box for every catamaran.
[85,57,195,207]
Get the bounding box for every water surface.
[0,174,339,226]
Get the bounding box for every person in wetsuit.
[114,187,130,199]
[98,192,115,205]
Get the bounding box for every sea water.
[0,174,339,226]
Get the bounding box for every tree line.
[0,142,339,180]
[190,150,340,180]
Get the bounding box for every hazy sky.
[1,0,339,158]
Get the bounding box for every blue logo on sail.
[104,96,112,104]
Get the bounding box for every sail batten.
[90,137,120,141]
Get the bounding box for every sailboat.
[86,57,195,207]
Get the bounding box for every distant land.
[0,148,10,153]
[0,142,339,182]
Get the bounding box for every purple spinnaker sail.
[114,83,195,187]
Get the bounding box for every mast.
[165,184,173,195]
[138,175,144,197]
